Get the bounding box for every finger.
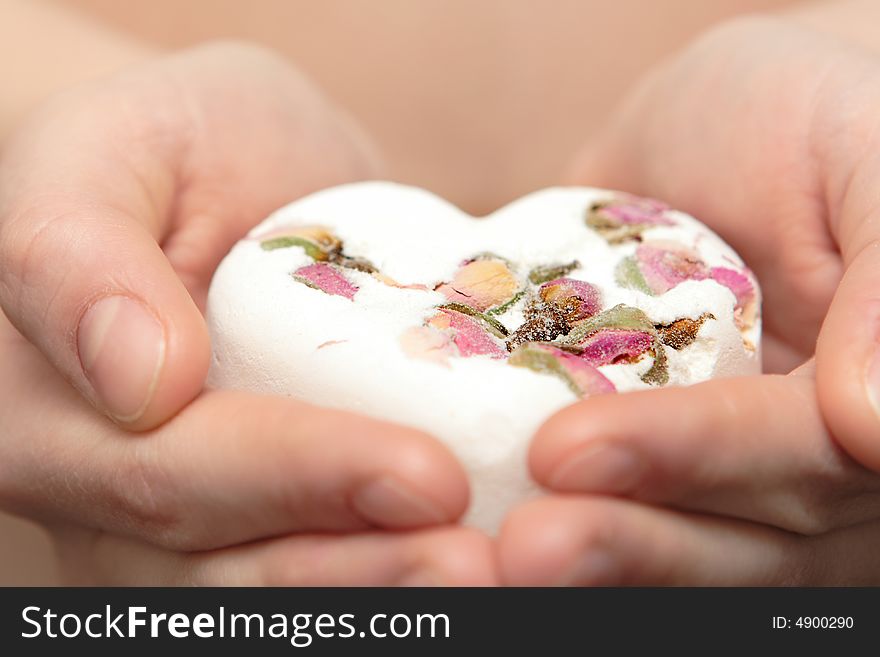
[529,374,880,534]
[808,41,880,472]
[816,237,880,473]
[0,43,376,430]
[498,496,810,586]
[60,525,498,586]
[0,103,210,430]
[1,324,470,549]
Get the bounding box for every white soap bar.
[206,182,761,532]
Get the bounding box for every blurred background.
[1,0,801,585]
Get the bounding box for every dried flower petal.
[576,329,653,367]
[634,241,708,294]
[560,304,655,347]
[260,226,342,260]
[614,256,653,294]
[710,267,757,329]
[509,343,616,398]
[506,309,570,352]
[292,262,358,300]
[437,309,507,358]
[331,253,378,273]
[539,277,601,322]
[656,313,714,350]
[400,326,456,365]
[586,195,675,244]
[641,344,669,386]
[486,290,526,316]
[528,261,580,285]
[551,303,669,385]
[439,302,509,338]
[436,257,520,312]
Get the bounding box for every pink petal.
[636,241,708,294]
[440,309,507,358]
[710,267,754,309]
[528,344,616,397]
[600,195,675,226]
[539,278,601,320]
[293,262,358,300]
[400,326,456,366]
[576,329,653,367]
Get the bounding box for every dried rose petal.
[632,241,708,294]
[599,195,672,225]
[528,261,580,285]
[576,329,653,367]
[260,225,342,260]
[710,267,757,329]
[656,313,714,350]
[436,309,507,358]
[506,310,570,352]
[436,257,519,312]
[332,253,378,273]
[508,343,616,398]
[369,272,429,291]
[438,302,509,338]
[399,326,456,366]
[641,344,669,386]
[293,262,358,300]
[553,304,669,386]
[614,256,653,294]
[560,304,655,347]
[539,277,601,322]
[587,195,675,243]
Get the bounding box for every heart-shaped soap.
[206,182,761,531]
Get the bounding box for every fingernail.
[548,441,644,492]
[351,477,448,527]
[867,349,880,416]
[558,551,620,586]
[397,569,444,587]
[77,295,165,423]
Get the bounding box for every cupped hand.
[0,42,496,584]
[0,39,379,430]
[1,310,494,584]
[499,16,880,585]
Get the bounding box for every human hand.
[0,42,495,584]
[498,16,880,585]
[0,310,494,585]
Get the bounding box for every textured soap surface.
[206,182,761,532]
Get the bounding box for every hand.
[0,42,495,584]
[498,16,880,585]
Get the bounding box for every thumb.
[0,42,380,431]
[816,234,880,473]
[0,89,209,431]
[816,97,880,471]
